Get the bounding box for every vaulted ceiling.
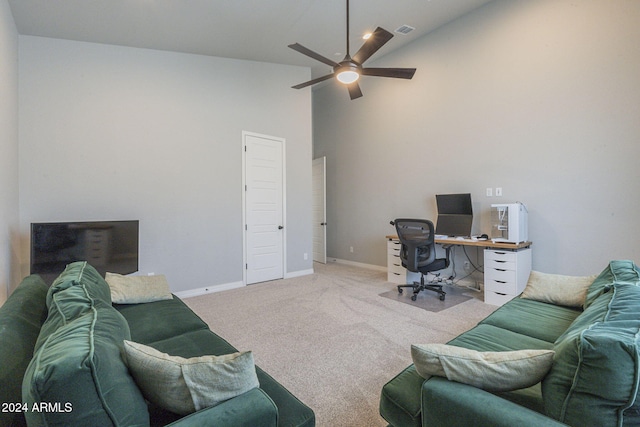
[9,0,493,78]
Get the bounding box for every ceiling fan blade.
[352,27,394,65]
[292,73,334,89]
[347,82,363,100]
[288,43,339,67]
[362,67,416,79]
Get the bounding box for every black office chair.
[393,219,451,301]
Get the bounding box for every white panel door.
[244,133,284,284]
[312,157,327,264]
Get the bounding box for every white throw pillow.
[520,270,598,308]
[123,340,260,415]
[411,343,554,392]
[105,272,173,304]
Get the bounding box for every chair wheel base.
[396,279,447,302]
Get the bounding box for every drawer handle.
[393,255,400,258]
[393,263,401,267]
[494,252,507,255]
[495,292,507,296]
[494,260,507,264]
[495,269,507,272]
[494,280,507,284]
[393,242,401,245]
[393,273,401,276]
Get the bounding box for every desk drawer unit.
[484,248,531,306]
[386,239,420,284]
[387,239,405,284]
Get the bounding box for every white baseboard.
[285,268,314,279]
[174,281,244,299]
[174,269,315,299]
[330,258,386,272]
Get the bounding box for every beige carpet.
[184,261,497,427]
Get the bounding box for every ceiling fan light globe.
[336,70,360,84]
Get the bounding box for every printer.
[491,202,528,243]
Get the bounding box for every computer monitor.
[435,193,473,237]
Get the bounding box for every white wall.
[314,0,640,276]
[19,36,313,293]
[0,0,19,304]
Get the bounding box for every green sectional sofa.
[0,262,315,427]
[380,260,640,427]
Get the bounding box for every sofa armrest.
[166,388,278,427]
[421,378,566,427]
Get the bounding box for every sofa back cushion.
[23,262,149,427]
[0,275,49,427]
[542,260,640,426]
[584,260,640,309]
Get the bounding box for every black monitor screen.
[435,194,473,237]
[31,220,139,285]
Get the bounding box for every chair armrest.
[421,377,566,427]
[166,388,278,427]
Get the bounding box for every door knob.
[278,225,284,230]
[321,222,327,226]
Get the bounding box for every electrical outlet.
[303,253,308,260]
[486,187,492,197]
[349,246,354,253]
[495,187,503,197]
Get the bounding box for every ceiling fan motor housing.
[334,60,361,84]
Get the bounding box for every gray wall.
[18,36,313,293]
[0,0,19,304]
[314,0,640,276]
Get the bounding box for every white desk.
[385,235,532,306]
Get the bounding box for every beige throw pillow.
[520,270,598,308]
[123,340,260,415]
[411,343,554,392]
[105,272,173,304]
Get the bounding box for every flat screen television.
[31,220,139,285]
[435,193,473,237]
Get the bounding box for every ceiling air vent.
[395,25,415,35]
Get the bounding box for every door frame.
[312,156,327,264]
[241,131,287,285]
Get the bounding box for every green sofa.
[0,262,315,427]
[380,260,640,427]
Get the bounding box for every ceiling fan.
[288,0,417,100]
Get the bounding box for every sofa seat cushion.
[23,262,148,427]
[543,260,640,427]
[380,364,424,427]
[149,388,278,427]
[448,323,554,352]
[114,296,209,344]
[0,275,49,427]
[480,297,581,344]
[145,328,239,357]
